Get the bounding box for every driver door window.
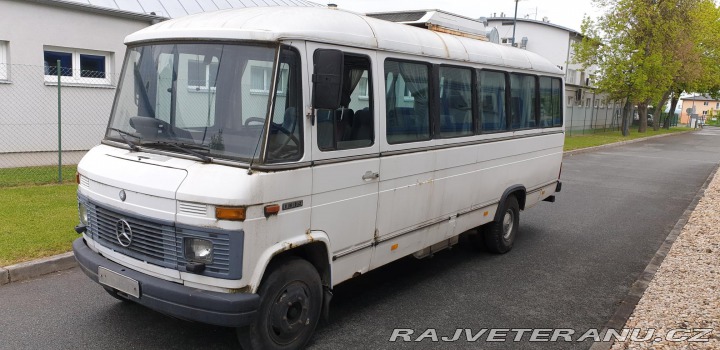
[316,54,374,151]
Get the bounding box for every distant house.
[679,95,720,126]
[0,0,320,158]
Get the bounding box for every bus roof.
[125,6,562,74]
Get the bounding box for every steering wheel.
[269,122,301,159]
[244,117,266,126]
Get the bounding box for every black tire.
[237,257,322,350]
[481,195,520,254]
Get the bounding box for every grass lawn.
[0,165,77,188]
[564,127,689,151]
[0,184,78,266]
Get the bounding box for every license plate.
[98,267,140,298]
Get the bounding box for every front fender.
[247,231,331,293]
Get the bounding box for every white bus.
[73,6,564,349]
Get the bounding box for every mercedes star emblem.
[115,219,133,247]
[119,190,126,202]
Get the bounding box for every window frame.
[0,40,8,81]
[317,52,376,152]
[435,64,476,139]
[477,68,511,134]
[384,57,434,145]
[508,72,539,131]
[539,76,563,128]
[43,46,112,85]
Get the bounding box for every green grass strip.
[0,184,78,266]
[564,127,688,151]
[0,165,77,188]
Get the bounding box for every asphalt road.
[2,128,720,350]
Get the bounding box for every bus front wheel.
[237,257,322,350]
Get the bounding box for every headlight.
[78,202,88,225]
[184,238,213,264]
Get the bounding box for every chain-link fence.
[0,63,116,187]
[566,103,623,136]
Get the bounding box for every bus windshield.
[106,43,303,163]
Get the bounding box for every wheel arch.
[494,185,526,222]
[248,231,332,293]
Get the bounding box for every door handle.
[362,171,379,181]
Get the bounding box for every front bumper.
[73,238,259,327]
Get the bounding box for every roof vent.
[327,3,337,9]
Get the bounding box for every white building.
[485,17,620,132]
[0,0,319,164]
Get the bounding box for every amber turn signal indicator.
[264,204,280,218]
[215,207,246,221]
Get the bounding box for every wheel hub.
[502,210,514,240]
[268,282,311,345]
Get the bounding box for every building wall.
[0,0,151,153]
[679,99,720,124]
[488,21,569,71]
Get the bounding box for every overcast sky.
[326,0,602,32]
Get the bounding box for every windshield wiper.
[140,141,213,163]
[108,128,141,151]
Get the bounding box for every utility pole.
[512,0,519,46]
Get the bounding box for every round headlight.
[78,202,88,225]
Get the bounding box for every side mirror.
[312,49,343,110]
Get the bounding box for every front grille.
[87,204,177,269]
[84,201,241,279]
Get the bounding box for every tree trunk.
[622,99,631,136]
[637,101,648,133]
[654,90,671,131]
[666,90,681,129]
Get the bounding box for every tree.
[574,0,720,133]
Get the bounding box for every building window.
[187,59,219,92]
[567,96,574,107]
[0,40,8,81]
[703,110,708,115]
[249,65,288,95]
[567,69,577,85]
[358,76,369,100]
[703,101,709,106]
[586,97,591,107]
[250,66,270,93]
[43,46,111,85]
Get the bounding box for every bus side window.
[510,73,537,129]
[539,76,563,128]
[384,59,431,144]
[317,53,374,151]
[478,70,507,133]
[439,66,473,138]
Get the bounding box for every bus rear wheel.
[237,257,322,350]
[476,195,519,254]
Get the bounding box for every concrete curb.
[588,162,719,350]
[564,130,694,157]
[0,252,77,286]
[0,129,698,287]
